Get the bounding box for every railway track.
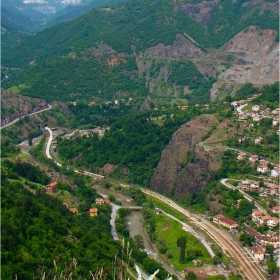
[141,189,267,280]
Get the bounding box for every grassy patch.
[171,99,189,107]
[8,83,30,93]
[154,214,213,271]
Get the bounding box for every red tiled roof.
[273,206,280,211]
[47,182,57,188]
[253,210,262,216]
[251,246,264,255]
[89,208,98,213]
[70,208,78,213]
[215,215,237,225]
[262,216,271,221]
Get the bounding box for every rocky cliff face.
[150,115,222,199]
[211,25,279,100]
[143,34,204,59]
[1,89,48,126]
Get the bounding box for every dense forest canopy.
[2,0,278,67]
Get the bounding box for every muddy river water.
[92,184,182,279]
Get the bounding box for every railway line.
[141,188,267,280]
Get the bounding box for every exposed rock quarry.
[150,115,222,199]
[211,26,279,100]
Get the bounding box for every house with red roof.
[268,185,279,195]
[70,208,78,214]
[252,210,262,222]
[213,215,238,230]
[46,182,58,194]
[249,154,258,163]
[257,164,268,173]
[251,246,265,261]
[89,208,98,217]
[272,206,280,213]
[271,167,280,177]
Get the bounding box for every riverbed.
[92,184,182,279]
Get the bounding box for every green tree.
[133,234,144,250]
[267,261,278,274]
[185,271,198,280]
[177,236,187,263]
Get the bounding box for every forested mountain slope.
[2,0,278,67]
[1,0,278,105]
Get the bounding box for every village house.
[273,117,280,125]
[88,101,96,106]
[238,100,246,105]
[257,164,268,173]
[245,225,280,248]
[249,154,258,162]
[271,108,280,116]
[213,215,238,230]
[204,104,210,110]
[46,182,58,194]
[70,101,76,106]
[267,217,279,228]
[268,185,279,195]
[192,259,202,267]
[251,246,265,261]
[252,114,261,122]
[238,113,246,120]
[254,137,263,144]
[252,210,263,222]
[252,105,260,111]
[271,167,280,177]
[247,97,253,102]
[104,199,110,205]
[195,104,200,107]
[95,198,104,204]
[237,152,247,160]
[260,215,271,225]
[63,202,69,208]
[272,206,280,213]
[89,208,98,217]
[239,180,250,190]
[70,208,79,214]
[262,108,271,116]
[250,181,260,191]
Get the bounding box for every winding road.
[220,179,268,215]
[0,104,52,130]
[43,126,268,279]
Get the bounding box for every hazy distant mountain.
[1,0,128,34]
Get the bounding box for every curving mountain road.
[0,104,52,130]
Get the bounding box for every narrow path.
[0,104,52,130]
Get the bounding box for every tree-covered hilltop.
[2,55,215,104]
[58,108,201,185]
[1,173,119,279]
[2,0,278,67]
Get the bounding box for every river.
[92,184,182,279]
